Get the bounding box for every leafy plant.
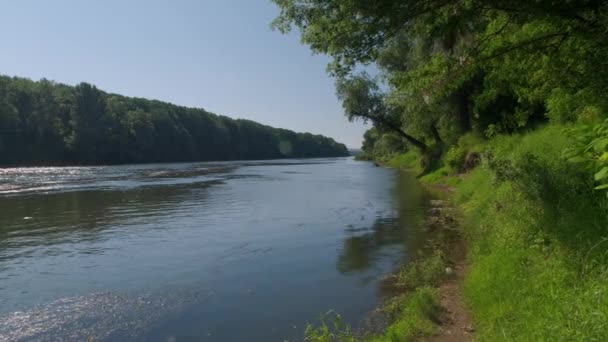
[303,311,356,342]
[564,119,608,193]
[445,145,466,173]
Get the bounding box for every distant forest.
[0,75,348,166]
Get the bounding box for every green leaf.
[592,138,608,153]
[594,184,608,190]
[594,167,608,181]
[567,156,587,163]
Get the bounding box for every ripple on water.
[0,290,206,342]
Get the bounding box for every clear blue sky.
[0,0,367,148]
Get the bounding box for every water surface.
[0,157,431,341]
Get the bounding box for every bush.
[458,133,485,152]
[445,145,467,173]
[564,119,608,193]
[444,133,485,174]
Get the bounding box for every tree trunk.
[363,114,428,151]
[387,122,428,151]
[430,120,443,144]
[456,87,472,133]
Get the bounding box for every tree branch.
[356,112,428,151]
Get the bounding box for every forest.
[0,75,348,165]
[273,0,608,168]
[272,0,608,341]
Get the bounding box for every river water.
[0,157,431,341]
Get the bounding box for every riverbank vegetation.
[303,203,462,342]
[0,76,348,165]
[381,126,608,340]
[272,0,608,340]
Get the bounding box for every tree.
[273,0,608,158]
[69,83,109,162]
[0,75,349,166]
[336,73,428,151]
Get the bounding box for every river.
[0,157,431,341]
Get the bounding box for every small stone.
[445,267,454,275]
[465,325,475,333]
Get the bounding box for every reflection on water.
[0,158,431,341]
[337,172,431,274]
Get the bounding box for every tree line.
[0,75,348,165]
[272,0,608,166]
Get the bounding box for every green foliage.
[303,239,446,342]
[394,252,445,290]
[445,145,466,173]
[271,2,608,338]
[336,74,428,151]
[564,120,608,194]
[273,0,608,156]
[0,75,348,165]
[385,151,422,173]
[367,287,440,342]
[373,134,407,159]
[457,133,485,152]
[303,311,356,342]
[418,166,452,185]
[454,125,608,341]
[304,288,440,342]
[546,88,601,124]
[359,127,408,161]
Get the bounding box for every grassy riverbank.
[389,124,608,341]
[308,124,608,341]
[454,126,608,341]
[303,177,462,341]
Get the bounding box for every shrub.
[564,119,608,193]
[445,145,466,173]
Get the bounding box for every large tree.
[336,73,428,151]
[273,0,608,155]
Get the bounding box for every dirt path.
[425,195,474,342]
[427,257,473,341]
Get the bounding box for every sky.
[0,0,368,148]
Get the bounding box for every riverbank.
[388,125,608,341]
[309,124,608,341]
[303,176,472,342]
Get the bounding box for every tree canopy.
[0,75,348,165]
[272,0,608,159]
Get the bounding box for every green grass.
[393,252,446,290]
[385,151,422,173]
[383,151,460,187]
[303,252,446,342]
[310,124,608,341]
[366,287,440,342]
[454,125,608,341]
[418,166,462,187]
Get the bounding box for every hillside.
[0,75,348,165]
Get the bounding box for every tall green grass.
[385,151,422,174]
[455,125,608,341]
